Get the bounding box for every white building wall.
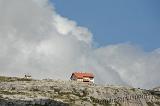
[90,78,94,83]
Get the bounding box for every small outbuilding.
[70,72,94,83]
[24,74,32,79]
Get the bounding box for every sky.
[0,0,160,89]
[51,0,160,51]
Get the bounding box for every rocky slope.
[0,76,160,106]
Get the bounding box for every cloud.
[90,44,160,88]
[0,0,159,89]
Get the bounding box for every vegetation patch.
[0,76,33,82]
[0,90,28,96]
[147,102,154,106]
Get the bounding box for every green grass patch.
[0,76,33,82]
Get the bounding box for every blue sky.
[51,0,160,51]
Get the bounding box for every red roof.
[72,72,94,79]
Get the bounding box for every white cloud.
[90,44,160,88]
[0,0,159,89]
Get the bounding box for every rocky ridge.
[0,76,160,106]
